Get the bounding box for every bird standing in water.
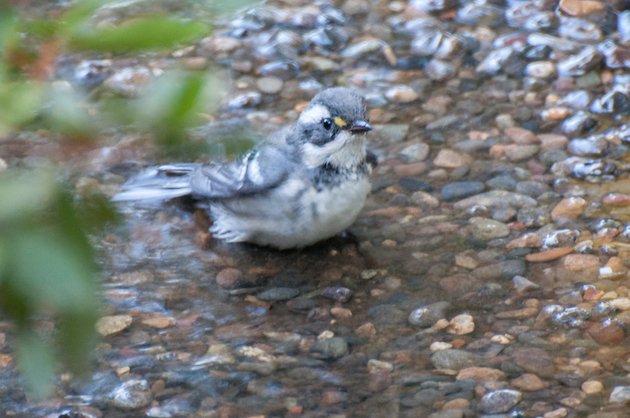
[114,87,373,249]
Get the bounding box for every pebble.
[454,191,537,210]
[525,61,556,79]
[581,380,604,394]
[456,367,505,384]
[433,149,471,168]
[256,76,284,94]
[431,349,479,370]
[446,314,475,335]
[587,319,625,345]
[609,386,630,403]
[256,287,300,302]
[551,197,587,221]
[468,217,510,240]
[525,247,573,262]
[561,254,600,271]
[216,268,243,289]
[311,337,348,360]
[440,181,485,202]
[96,315,133,336]
[510,373,547,391]
[108,379,152,410]
[408,301,452,328]
[385,85,419,103]
[321,286,353,303]
[512,347,555,377]
[479,389,522,414]
[399,142,430,162]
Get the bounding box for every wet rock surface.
[4,0,630,417]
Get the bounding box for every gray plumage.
[114,87,373,249]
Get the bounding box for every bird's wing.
[189,145,295,199]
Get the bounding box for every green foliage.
[0,0,252,398]
[0,170,110,397]
[69,16,210,53]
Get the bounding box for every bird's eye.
[321,118,333,130]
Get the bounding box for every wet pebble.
[385,85,419,103]
[431,349,479,370]
[609,385,630,403]
[256,287,300,302]
[582,379,604,394]
[440,181,485,202]
[408,301,452,328]
[311,337,348,360]
[510,373,547,391]
[216,268,243,289]
[321,286,353,303]
[551,197,587,221]
[96,315,133,336]
[587,319,625,345]
[433,149,471,168]
[256,76,283,94]
[399,142,430,162]
[468,217,510,240]
[108,379,152,410]
[446,314,475,335]
[525,61,556,79]
[479,389,522,414]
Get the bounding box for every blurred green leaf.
[0,80,44,136]
[11,230,97,311]
[16,331,55,399]
[43,82,96,137]
[134,71,218,151]
[0,9,18,58]
[0,171,56,223]
[69,16,210,53]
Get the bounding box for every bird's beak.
[349,120,372,134]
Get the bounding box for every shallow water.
[4,0,630,417]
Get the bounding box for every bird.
[113,87,373,249]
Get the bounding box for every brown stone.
[551,197,587,221]
[538,133,568,149]
[457,367,505,383]
[393,162,428,176]
[433,149,471,168]
[603,193,630,207]
[559,0,605,16]
[96,315,133,336]
[562,254,600,271]
[525,247,573,262]
[511,373,548,391]
[141,314,176,329]
[504,127,538,144]
[216,268,243,289]
[587,320,625,345]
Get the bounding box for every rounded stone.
[469,217,510,240]
[479,389,522,414]
[441,181,485,202]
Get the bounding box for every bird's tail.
[112,163,198,202]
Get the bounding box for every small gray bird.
[114,87,373,249]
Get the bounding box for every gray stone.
[256,287,300,302]
[609,386,630,403]
[479,389,522,414]
[431,349,479,370]
[311,337,348,360]
[441,181,485,202]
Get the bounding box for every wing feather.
[190,145,295,198]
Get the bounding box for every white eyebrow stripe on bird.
[298,104,331,125]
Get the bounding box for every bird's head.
[293,87,371,169]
